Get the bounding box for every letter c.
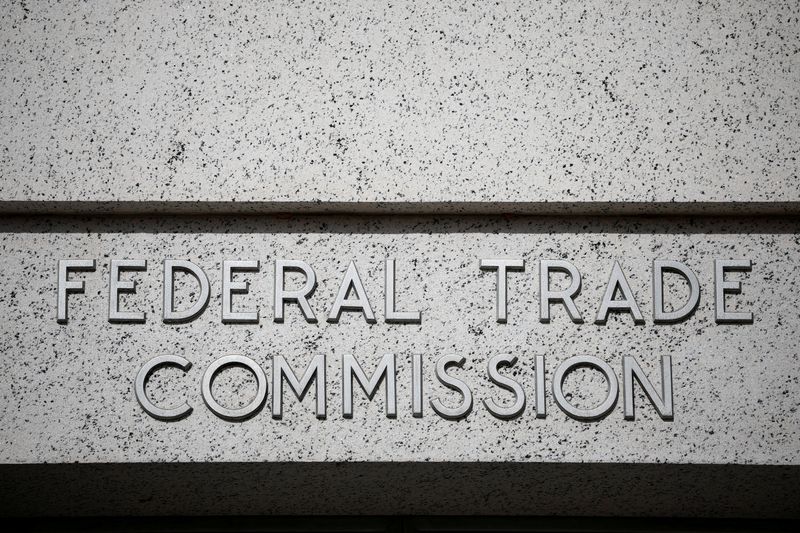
[135,355,193,421]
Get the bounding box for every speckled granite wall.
[1,0,799,519]
[1,0,798,212]
[2,215,799,466]
[0,216,798,517]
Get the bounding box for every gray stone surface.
[2,0,799,518]
[1,1,799,211]
[1,215,797,467]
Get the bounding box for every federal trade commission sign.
[54,256,753,424]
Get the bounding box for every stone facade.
[1,0,798,518]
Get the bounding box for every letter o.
[135,355,193,421]
[552,355,618,421]
[201,355,267,421]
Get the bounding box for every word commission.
[133,352,672,423]
[55,257,752,423]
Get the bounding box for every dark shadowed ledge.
[2,200,800,216]
[1,462,798,518]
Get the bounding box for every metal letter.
[385,259,422,323]
[595,261,645,325]
[201,355,268,421]
[56,259,96,323]
[479,259,525,323]
[539,259,583,323]
[342,353,396,418]
[222,260,259,324]
[653,260,700,323]
[272,354,326,419]
[552,355,619,421]
[623,356,673,420]
[163,259,210,323]
[134,355,193,421]
[483,354,526,419]
[109,259,147,323]
[328,261,376,323]
[412,353,423,417]
[274,259,317,323]
[715,259,753,323]
[535,354,546,419]
[430,355,473,420]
